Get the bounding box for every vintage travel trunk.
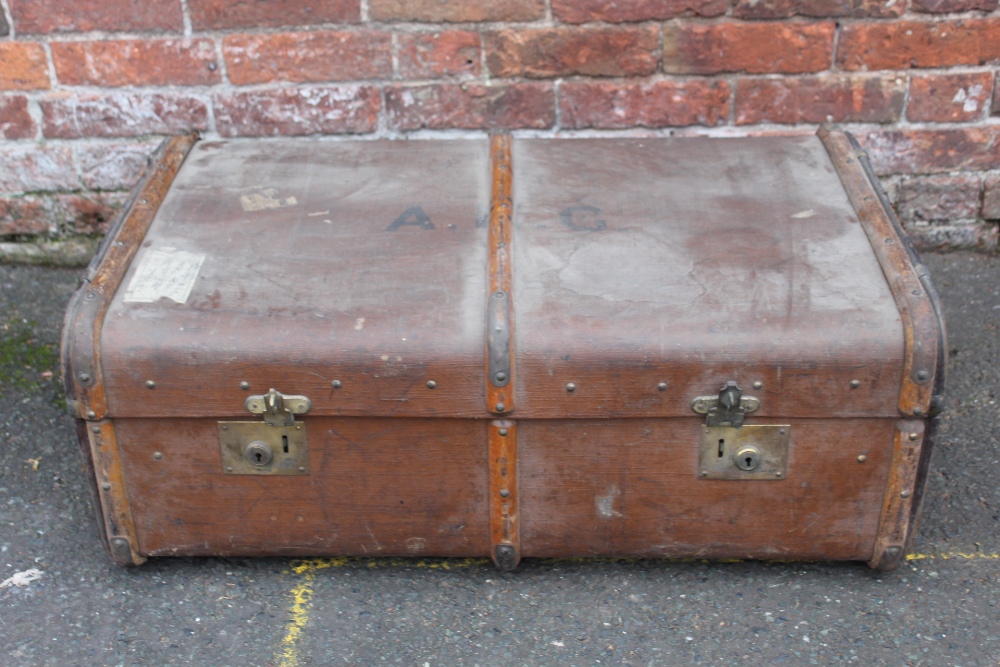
[62,128,945,571]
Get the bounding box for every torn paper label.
[124,247,205,304]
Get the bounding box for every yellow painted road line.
[907,552,1000,561]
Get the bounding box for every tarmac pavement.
[0,251,998,667]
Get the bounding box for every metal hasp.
[693,382,790,480]
[219,389,311,475]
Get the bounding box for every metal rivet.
[296,423,302,430]
[912,289,922,297]
[91,425,100,434]
[779,429,786,435]
[226,466,233,472]
[495,403,505,413]
[86,410,97,420]
[426,380,437,389]
[700,471,708,477]
[331,380,342,389]
[298,466,306,472]
[884,238,894,244]
[221,424,228,430]
[496,372,507,382]
[657,382,668,392]
[916,370,929,381]
[850,379,861,388]
[78,372,92,384]
[101,483,111,491]
[775,472,783,478]
[901,490,911,498]
[909,432,918,441]
[753,381,763,390]
[141,198,149,205]
[857,455,867,463]
[565,382,576,392]
[913,407,924,416]
[153,452,163,460]
[494,291,505,299]
[85,292,96,300]
[240,381,251,390]
[145,380,156,389]
[498,428,508,436]
[500,489,510,498]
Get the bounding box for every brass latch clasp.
[245,388,311,427]
[690,380,760,428]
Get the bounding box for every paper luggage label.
[123,247,205,304]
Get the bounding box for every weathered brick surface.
[552,0,726,23]
[9,0,183,34]
[862,128,1000,176]
[911,0,998,11]
[59,193,129,235]
[983,175,1000,220]
[189,0,359,30]
[75,142,157,191]
[0,43,51,91]
[663,22,835,74]
[370,0,544,22]
[486,27,659,79]
[398,32,481,79]
[735,74,904,125]
[560,80,730,129]
[905,223,998,252]
[733,0,903,18]
[214,86,381,136]
[838,19,1000,71]
[908,73,993,123]
[224,32,392,85]
[0,96,37,139]
[52,40,220,88]
[41,94,209,139]
[895,174,981,223]
[386,83,555,130]
[0,145,78,194]
[0,197,52,236]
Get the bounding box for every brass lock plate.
[218,421,310,475]
[698,424,790,480]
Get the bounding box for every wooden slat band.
[89,420,145,565]
[818,127,944,419]
[868,420,925,571]
[63,133,198,422]
[488,419,520,571]
[486,133,515,415]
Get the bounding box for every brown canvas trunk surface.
[62,129,946,571]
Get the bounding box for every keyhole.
[718,439,725,458]
[282,435,289,453]
[255,452,263,463]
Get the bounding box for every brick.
[189,0,359,30]
[486,27,659,79]
[553,0,726,23]
[908,73,993,123]
[0,145,78,193]
[75,141,158,190]
[895,174,981,223]
[386,83,554,131]
[370,0,543,22]
[52,40,220,88]
[223,31,392,85]
[733,0,903,18]
[861,128,1000,176]
[560,80,730,129]
[0,197,52,236]
[214,86,380,136]
[904,223,998,252]
[40,93,209,139]
[735,74,904,125]
[0,43,50,91]
[663,22,835,75]
[398,32,481,79]
[983,175,1000,220]
[912,0,998,11]
[58,193,129,235]
[9,0,183,33]
[838,19,1000,71]
[0,96,37,139]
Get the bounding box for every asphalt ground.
[0,251,998,667]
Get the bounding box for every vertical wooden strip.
[486,133,514,415]
[89,420,145,565]
[488,419,520,571]
[869,420,925,571]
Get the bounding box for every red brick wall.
[1,0,998,251]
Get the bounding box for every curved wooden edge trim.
[62,133,198,421]
[486,133,515,415]
[89,420,146,565]
[868,420,925,571]
[488,419,520,571]
[817,126,943,419]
